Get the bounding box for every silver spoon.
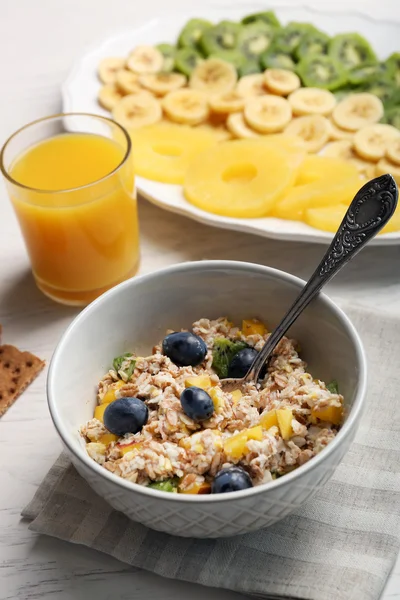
[220,174,398,394]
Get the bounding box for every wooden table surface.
[1,1,399,598]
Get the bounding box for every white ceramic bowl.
[48,261,367,538]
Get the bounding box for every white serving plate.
[62,3,400,245]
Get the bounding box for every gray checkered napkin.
[22,305,400,600]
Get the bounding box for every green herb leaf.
[327,380,339,394]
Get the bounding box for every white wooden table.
[0,1,399,598]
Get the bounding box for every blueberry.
[180,386,214,422]
[211,466,253,494]
[227,347,266,379]
[104,397,148,436]
[162,331,207,367]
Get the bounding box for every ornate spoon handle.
[247,174,398,382]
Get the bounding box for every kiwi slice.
[199,21,240,56]
[349,62,393,86]
[238,61,262,77]
[156,43,176,72]
[384,88,400,111]
[297,55,348,91]
[295,30,330,62]
[241,11,281,28]
[237,22,276,60]
[177,18,212,51]
[328,33,377,71]
[386,53,400,87]
[383,106,400,130]
[360,79,395,103]
[210,49,246,70]
[174,48,202,76]
[260,47,296,71]
[271,22,319,57]
[333,87,354,103]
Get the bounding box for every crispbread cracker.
[0,345,45,416]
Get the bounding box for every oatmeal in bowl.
[81,316,343,495]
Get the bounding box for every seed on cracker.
[0,345,45,417]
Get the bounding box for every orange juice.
[7,131,139,305]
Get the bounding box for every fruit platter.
[62,5,400,244]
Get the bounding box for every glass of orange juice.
[0,113,139,306]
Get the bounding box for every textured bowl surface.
[48,261,367,537]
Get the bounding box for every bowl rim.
[47,260,367,503]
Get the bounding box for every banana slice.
[138,72,187,96]
[162,89,209,125]
[386,138,400,166]
[376,157,400,184]
[288,88,336,117]
[226,112,260,138]
[116,70,142,94]
[323,140,375,179]
[244,96,292,133]
[329,118,354,141]
[112,92,162,129]
[236,74,267,98]
[332,93,384,131]
[126,45,164,74]
[264,69,301,96]
[195,121,232,141]
[189,59,237,95]
[209,90,245,114]
[98,57,125,84]
[284,115,331,153]
[353,124,400,162]
[98,83,126,111]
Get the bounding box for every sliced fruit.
[305,204,347,233]
[226,112,260,138]
[360,78,396,104]
[118,441,143,456]
[98,432,119,445]
[328,32,377,70]
[260,47,296,71]
[264,69,301,96]
[238,61,262,77]
[179,480,211,494]
[236,73,266,98]
[383,106,400,131]
[208,387,225,413]
[241,11,281,28]
[199,21,240,56]
[242,318,266,336]
[297,55,347,91]
[209,49,246,71]
[332,93,383,132]
[178,18,212,50]
[246,425,263,441]
[138,72,186,96]
[115,70,142,95]
[276,408,293,440]
[162,89,209,125]
[100,381,124,405]
[230,390,242,404]
[98,83,126,110]
[386,138,400,166]
[184,140,296,218]
[98,57,125,84]
[353,124,400,162]
[112,92,162,129]
[296,154,360,186]
[195,118,232,141]
[209,90,245,114]
[94,402,111,422]
[295,30,330,62]
[310,405,343,425]
[156,43,176,72]
[386,52,400,87]
[375,157,400,185]
[130,123,216,184]
[126,45,164,74]
[329,119,354,141]
[224,425,263,459]
[289,87,336,117]
[244,95,292,133]
[274,175,360,220]
[237,22,276,60]
[184,375,212,389]
[284,115,331,153]
[323,140,375,179]
[272,22,318,56]
[189,58,237,95]
[259,409,279,430]
[174,48,203,77]
[348,62,393,86]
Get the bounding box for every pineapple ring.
[184,140,296,218]
[129,123,217,184]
